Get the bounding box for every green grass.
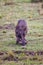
[0,0,31,3]
[0,1,43,65]
[0,2,43,51]
[1,61,43,65]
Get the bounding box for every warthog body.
[15,20,27,46]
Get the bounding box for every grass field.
[0,1,43,65]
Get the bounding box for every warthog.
[15,20,27,46]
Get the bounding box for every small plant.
[10,34,14,38]
[3,30,6,33]
[0,15,2,19]
[7,50,14,57]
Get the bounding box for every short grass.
[0,3,43,51]
[0,0,31,3]
[0,1,43,65]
